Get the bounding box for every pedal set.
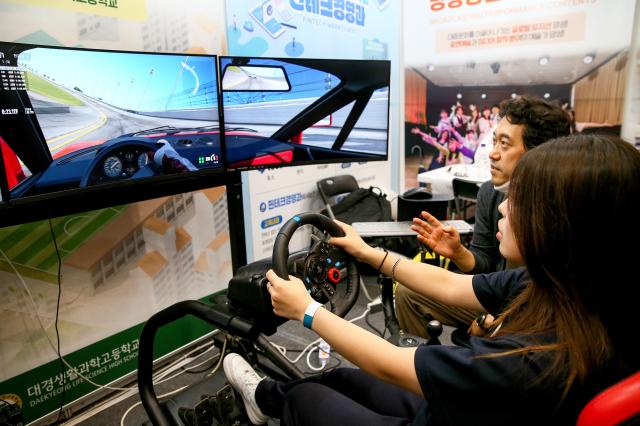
[178,384,244,426]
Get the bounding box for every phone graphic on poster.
[249,0,285,39]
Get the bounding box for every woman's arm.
[330,221,482,310]
[361,245,480,309]
[264,221,484,395]
[314,308,422,394]
[266,268,423,395]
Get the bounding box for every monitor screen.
[0,42,223,210]
[220,57,390,171]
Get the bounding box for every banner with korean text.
[0,1,230,423]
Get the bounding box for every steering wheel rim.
[272,212,359,318]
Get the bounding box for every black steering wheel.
[272,212,359,318]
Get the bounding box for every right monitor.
[220,57,390,171]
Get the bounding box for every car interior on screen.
[221,56,389,170]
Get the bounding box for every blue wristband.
[303,301,323,329]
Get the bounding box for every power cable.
[49,217,66,423]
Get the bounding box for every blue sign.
[261,215,283,229]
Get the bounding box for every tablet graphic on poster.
[375,0,390,10]
[249,0,285,39]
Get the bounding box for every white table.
[417,164,490,197]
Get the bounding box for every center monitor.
[220,56,390,171]
[0,42,223,217]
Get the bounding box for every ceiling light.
[481,93,487,99]
[543,93,550,99]
[583,53,595,64]
[427,64,435,71]
[511,93,517,99]
[456,93,463,99]
[538,55,549,66]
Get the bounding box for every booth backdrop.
[0,1,230,424]
[224,0,402,262]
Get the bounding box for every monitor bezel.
[0,41,227,227]
[219,55,391,173]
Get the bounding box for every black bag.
[325,186,419,258]
[330,186,392,224]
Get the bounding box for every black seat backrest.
[397,193,453,221]
[452,178,480,201]
[317,175,360,206]
[452,178,480,220]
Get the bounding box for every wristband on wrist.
[377,250,389,273]
[475,313,489,331]
[303,301,323,329]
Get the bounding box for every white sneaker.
[223,353,270,425]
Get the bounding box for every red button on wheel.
[327,267,341,284]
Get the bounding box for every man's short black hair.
[499,94,572,150]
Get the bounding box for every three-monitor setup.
[0,42,390,226]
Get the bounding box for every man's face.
[489,118,526,186]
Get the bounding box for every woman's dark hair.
[493,134,640,396]
[499,94,572,150]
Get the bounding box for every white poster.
[404,0,636,73]
[0,0,230,380]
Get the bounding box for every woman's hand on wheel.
[328,220,376,263]
[265,269,314,322]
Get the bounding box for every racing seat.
[576,371,640,426]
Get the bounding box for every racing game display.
[220,57,390,171]
[0,42,222,202]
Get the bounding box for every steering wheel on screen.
[79,140,160,188]
[271,213,360,318]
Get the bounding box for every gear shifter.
[426,320,443,345]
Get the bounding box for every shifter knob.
[427,320,443,338]
[426,320,443,345]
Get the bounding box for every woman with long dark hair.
[224,134,639,425]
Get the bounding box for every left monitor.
[0,42,225,225]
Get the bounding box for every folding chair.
[452,178,480,221]
[316,174,360,220]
